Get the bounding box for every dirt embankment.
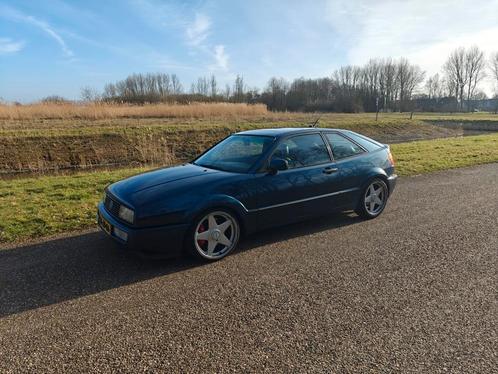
[430,120,498,132]
[0,128,231,174]
[0,120,491,175]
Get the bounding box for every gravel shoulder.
[0,163,497,372]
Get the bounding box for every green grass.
[0,168,149,243]
[1,133,497,244]
[391,133,498,176]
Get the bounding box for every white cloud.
[0,37,25,54]
[129,1,231,75]
[125,1,233,79]
[186,13,211,46]
[185,13,229,72]
[211,45,229,71]
[326,0,498,94]
[0,5,73,57]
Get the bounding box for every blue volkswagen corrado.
[97,128,397,261]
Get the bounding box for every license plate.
[99,214,112,235]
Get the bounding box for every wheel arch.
[362,168,391,195]
[186,194,249,236]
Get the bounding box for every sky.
[1,0,498,102]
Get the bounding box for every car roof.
[236,127,345,138]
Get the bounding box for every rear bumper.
[97,202,188,258]
[387,174,398,194]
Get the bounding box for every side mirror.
[268,158,288,174]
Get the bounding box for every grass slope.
[0,115,468,173]
[1,133,497,244]
[1,111,496,173]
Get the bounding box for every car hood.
[108,163,220,201]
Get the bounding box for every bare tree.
[464,46,486,111]
[190,76,210,96]
[199,77,210,96]
[80,86,100,102]
[264,77,289,111]
[471,90,487,100]
[364,59,381,98]
[334,66,354,93]
[379,58,397,111]
[490,52,498,92]
[210,75,217,97]
[101,73,185,102]
[171,74,183,94]
[425,74,444,99]
[444,48,468,110]
[490,52,498,113]
[157,73,171,97]
[224,84,231,101]
[396,58,425,111]
[233,75,245,102]
[41,95,69,104]
[328,58,424,112]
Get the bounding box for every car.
[97,128,397,261]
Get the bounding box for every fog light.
[113,227,128,242]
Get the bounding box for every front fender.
[185,194,249,225]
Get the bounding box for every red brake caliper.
[197,223,207,248]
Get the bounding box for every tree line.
[79,46,498,113]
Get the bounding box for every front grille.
[104,193,121,218]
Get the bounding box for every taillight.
[387,149,395,166]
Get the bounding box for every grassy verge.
[1,133,497,244]
[391,133,498,176]
[0,168,149,243]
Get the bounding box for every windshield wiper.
[192,162,227,172]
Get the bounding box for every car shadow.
[0,212,360,318]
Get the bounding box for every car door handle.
[323,166,338,174]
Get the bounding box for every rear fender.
[361,167,389,192]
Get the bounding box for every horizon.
[1,0,498,102]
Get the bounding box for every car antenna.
[308,114,322,128]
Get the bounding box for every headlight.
[118,205,134,223]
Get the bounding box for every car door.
[249,133,343,228]
[322,132,368,207]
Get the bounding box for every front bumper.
[387,174,398,194]
[97,202,188,258]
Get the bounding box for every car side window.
[325,133,364,160]
[271,134,330,169]
[345,132,383,152]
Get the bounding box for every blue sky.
[1,0,498,101]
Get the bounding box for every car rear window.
[324,133,364,160]
[344,132,384,152]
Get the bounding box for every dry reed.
[0,102,269,120]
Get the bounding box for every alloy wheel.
[364,180,387,215]
[194,211,240,260]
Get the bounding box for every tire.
[185,209,241,261]
[355,178,389,219]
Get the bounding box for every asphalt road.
[1,164,497,373]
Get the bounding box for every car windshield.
[194,135,275,173]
